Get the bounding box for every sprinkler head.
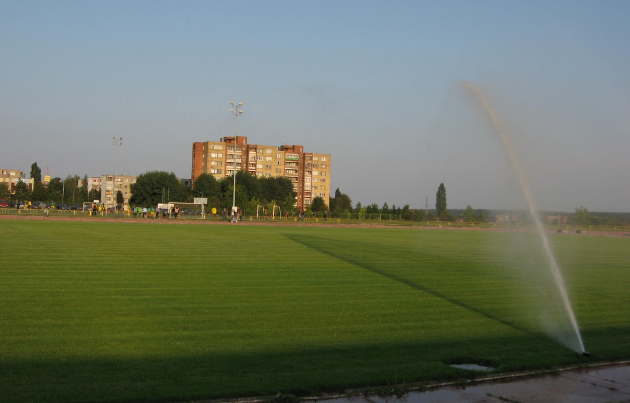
[582,351,590,357]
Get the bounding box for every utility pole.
[229,101,243,222]
[113,137,123,209]
[425,196,428,224]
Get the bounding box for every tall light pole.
[113,137,122,209]
[229,101,243,222]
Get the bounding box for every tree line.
[4,164,625,225]
[128,171,298,213]
[0,163,101,207]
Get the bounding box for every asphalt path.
[318,363,630,403]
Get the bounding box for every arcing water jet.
[462,81,586,354]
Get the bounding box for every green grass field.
[1,219,629,403]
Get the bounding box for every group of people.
[129,205,180,219]
[221,207,243,222]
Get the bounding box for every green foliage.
[463,205,475,222]
[329,188,352,216]
[0,183,10,199]
[31,182,48,202]
[476,210,487,223]
[358,207,367,220]
[13,180,31,201]
[210,173,295,212]
[46,177,64,203]
[129,171,190,206]
[574,206,590,225]
[193,173,221,201]
[382,202,389,214]
[310,196,327,213]
[366,203,380,214]
[88,187,101,202]
[436,183,447,217]
[30,162,41,183]
[62,175,82,205]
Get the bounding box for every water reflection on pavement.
[317,364,630,403]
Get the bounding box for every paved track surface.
[320,364,630,403]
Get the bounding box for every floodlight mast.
[230,101,243,222]
[113,137,123,209]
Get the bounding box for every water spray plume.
[462,81,586,355]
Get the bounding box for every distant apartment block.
[100,175,136,208]
[192,136,331,210]
[0,169,33,193]
[78,177,102,195]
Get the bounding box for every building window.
[313,171,318,176]
[321,156,327,161]
[276,168,282,173]
[321,164,327,169]
[277,153,283,159]
[266,149,272,154]
[320,179,326,183]
[314,156,319,161]
[265,156,272,161]
[313,178,318,183]
[320,171,326,176]
[276,161,282,166]
[265,164,272,169]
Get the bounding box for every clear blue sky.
[2,1,629,211]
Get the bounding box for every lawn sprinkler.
[582,351,590,357]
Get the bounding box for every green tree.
[259,176,295,209]
[436,183,447,218]
[476,210,487,223]
[223,181,247,211]
[574,206,590,225]
[62,175,80,205]
[366,203,379,214]
[415,207,426,222]
[130,171,189,206]
[13,180,31,202]
[330,188,352,216]
[30,162,42,183]
[47,177,63,204]
[401,205,412,220]
[31,182,48,202]
[381,202,389,215]
[76,175,89,204]
[193,173,221,200]
[0,183,10,199]
[310,196,327,215]
[463,205,475,222]
[116,190,124,205]
[88,187,101,202]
